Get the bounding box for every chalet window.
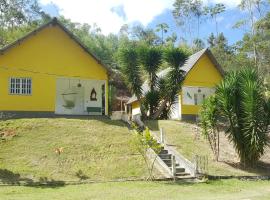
[9,78,32,95]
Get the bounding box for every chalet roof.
[0,17,110,73]
[127,48,224,104]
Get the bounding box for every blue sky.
[148,8,247,45]
[40,0,269,46]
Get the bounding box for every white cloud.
[40,0,174,35]
[40,0,242,35]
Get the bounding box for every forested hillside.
[1,0,269,97]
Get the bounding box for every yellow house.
[127,48,224,120]
[0,18,109,117]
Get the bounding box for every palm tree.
[200,95,220,161]
[156,23,169,45]
[205,4,225,37]
[118,46,142,101]
[215,68,269,166]
[138,46,162,117]
[153,47,189,119]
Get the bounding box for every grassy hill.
[145,120,270,176]
[0,117,150,183]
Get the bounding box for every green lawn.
[145,120,270,176]
[0,117,151,183]
[0,179,269,200]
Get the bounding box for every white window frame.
[9,77,32,95]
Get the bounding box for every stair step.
[165,162,179,167]
[160,149,168,154]
[175,175,195,180]
[170,167,185,173]
[175,172,190,176]
[162,159,172,162]
[158,154,171,159]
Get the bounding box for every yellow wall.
[180,53,223,115]
[0,25,108,114]
[131,101,141,115]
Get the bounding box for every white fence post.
[160,128,164,144]
[171,155,176,177]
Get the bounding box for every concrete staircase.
[158,149,192,179]
[127,116,197,180]
[158,147,194,179]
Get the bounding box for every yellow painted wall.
[180,53,223,115]
[0,24,108,114]
[131,101,141,115]
[132,101,140,109]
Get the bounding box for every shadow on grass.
[162,179,199,186]
[221,160,270,176]
[0,169,65,188]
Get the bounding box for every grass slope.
[0,179,269,200]
[145,120,270,176]
[0,118,149,183]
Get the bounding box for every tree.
[173,0,193,41]
[190,0,204,38]
[165,32,178,47]
[0,0,50,47]
[131,25,161,46]
[207,33,215,48]
[118,45,189,120]
[200,95,220,161]
[153,47,189,119]
[215,68,269,166]
[138,46,163,117]
[0,0,44,28]
[205,3,226,37]
[236,9,270,78]
[156,23,169,45]
[173,0,206,41]
[130,126,162,180]
[237,0,266,69]
[208,33,239,71]
[118,46,143,101]
[192,38,205,52]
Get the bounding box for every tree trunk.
[152,99,167,120]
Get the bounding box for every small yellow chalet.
[0,18,109,117]
[127,48,224,120]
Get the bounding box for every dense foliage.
[118,45,189,119]
[200,68,270,166]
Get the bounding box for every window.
[10,78,32,95]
